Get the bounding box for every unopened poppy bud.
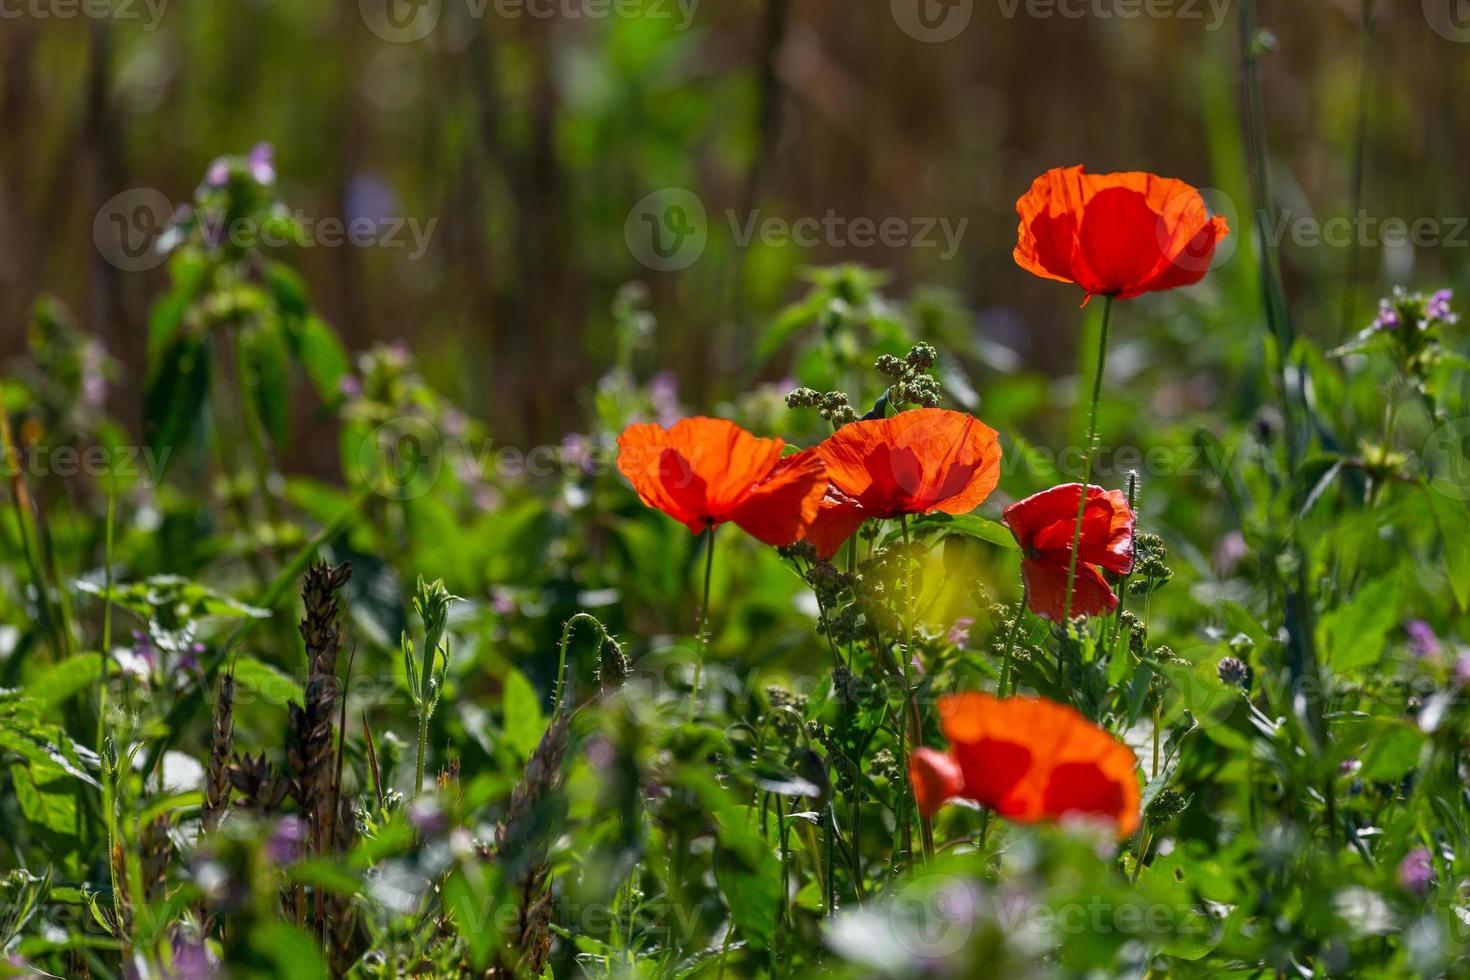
[598,636,630,693]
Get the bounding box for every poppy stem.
[899,515,937,865]
[1062,295,1115,634]
[689,522,717,716]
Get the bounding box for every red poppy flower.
[913,692,1140,838]
[1014,166,1229,303]
[616,417,827,546]
[803,408,1003,558]
[1003,483,1135,622]
[909,747,964,818]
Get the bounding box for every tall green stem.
[899,516,935,865]
[689,523,717,715]
[1062,296,1114,627]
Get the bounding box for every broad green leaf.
[1318,575,1401,672]
[10,763,79,839]
[24,654,101,711]
[501,668,546,760]
[713,809,781,951]
[1424,487,1470,612]
[143,333,211,478]
[912,512,1019,549]
[240,319,292,447]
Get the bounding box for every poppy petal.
[1003,484,1134,575]
[1020,557,1119,623]
[816,408,1002,519]
[937,692,1139,837]
[909,747,965,818]
[803,487,870,559]
[617,417,804,536]
[729,448,828,547]
[616,422,707,532]
[1014,166,1230,301]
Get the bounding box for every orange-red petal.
[728,448,828,547]
[1019,557,1119,623]
[1003,484,1135,575]
[814,409,1001,519]
[617,417,826,541]
[802,487,869,560]
[1015,166,1229,301]
[909,747,965,818]
[937,692,1140,837]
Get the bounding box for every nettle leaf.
[240,318,292,447]
[1423,487,1470,612]
[10,763,80,839]
[501,668,546,760]
[24,653,102,712]
[713,808,782,951]
[290,316,350,406]
[1318,575,1401,672]
[143,332,211,478]
[77,575,270,652]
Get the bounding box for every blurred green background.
[1,0,1466,460]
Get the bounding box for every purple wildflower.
[1405,620,1441,660]
[1398,847,1434,897]
[947,618,975,648]
[649,370,682,427]
[1371,299,1400,332]
[339,374,363,398]
[1426,288,1457,325]
[264,815,306,865]
[1456,651,1470,686]
[247,142,276,185]
[203,157,231,189]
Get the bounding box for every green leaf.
[24,654,102,712]
[1358,722,1425,782]
[1318,575,1402,672]
[713,810,781,951]
[240,320,292,447]
[501,668,546,760]
[290,315,349,406]
[249,923,327,980]
[10,763,79,838]
[143,333,211,478]
[1424,487,1470,612]
[231,655,305,710]
[912,512,1019,549]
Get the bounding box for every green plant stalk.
[1062,296,1114,628]
[98,476,125,938]
[688,523,717,716]
[898,516,935,865]
[554,612,610,716]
